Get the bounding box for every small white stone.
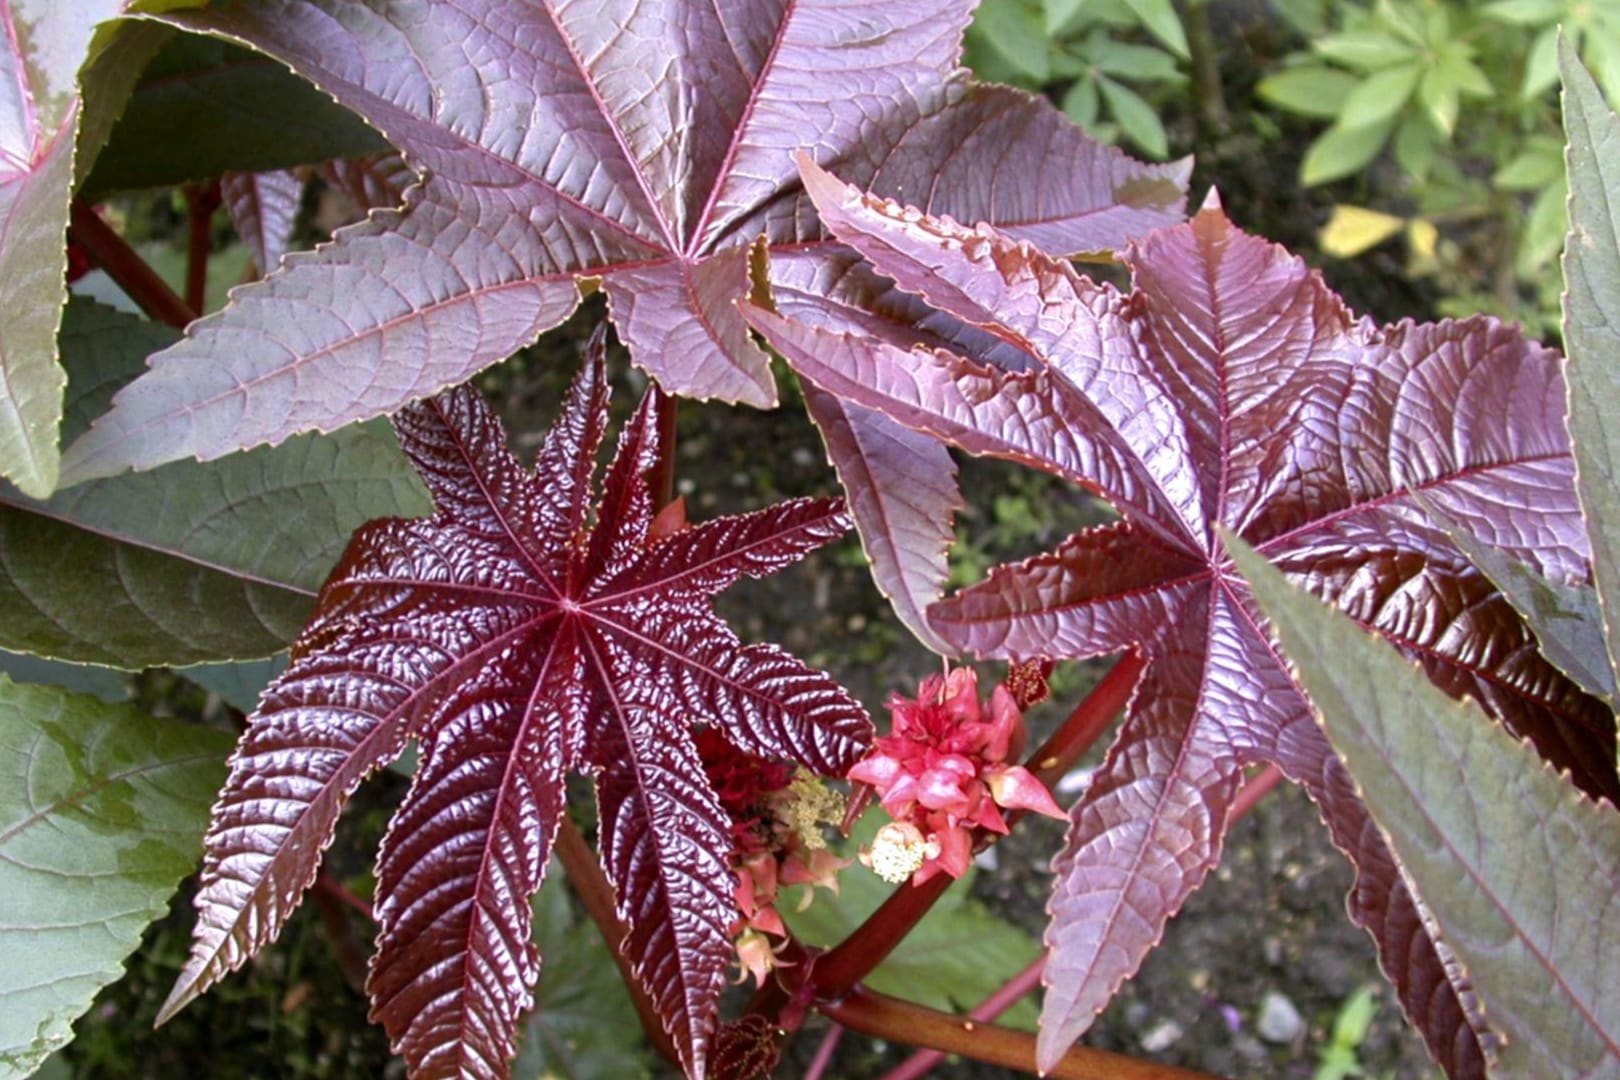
[1256,990,1304,1044]
[1138,1019,1184,1054]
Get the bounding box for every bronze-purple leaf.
[746,180,1618,1077]
[59,0,1185,483]
[159,331,871,1080]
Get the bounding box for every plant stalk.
[68,199,197,329]
[184,181,221,315]
[881,754,1284,1080]
[819,986,1224,1080]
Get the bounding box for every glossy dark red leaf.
[59,0,1185,489]
[160,331,870,1079]
[747,182,1618,1076]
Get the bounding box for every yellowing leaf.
[1320,205,1406,257]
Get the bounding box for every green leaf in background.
[1098,74,1169,158]
[0,675,232,1077]
[0,651,129,703]
[511,859,652,1080]
[971,0,1051,83]
[1257,67,1361,120]
[1301,119,1394,185]
[1227,532,1620,1079]
[178,655,288,714]
[1561,38,1620,745]
[0,299,430,668]
[1314,30,1414,72]
[1119,0,1188,60]
[1338,63,1422,130]
[80,34,389,198]
[782,814,1041,1029]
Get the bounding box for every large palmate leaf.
[158,331,871,1080]
[747,176,1618,1075]
[1562,39,1620,741]
[0,1,170,498]
[0,675,231,1077]
[0,299,428,667]
[1231,534,1620,1079]
[57,0,1186,491]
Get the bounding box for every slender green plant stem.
[184,181,221,315]
[554,816,681,1068]
[1180,0,1228,139]
[819,986,1225,1080]
[68,199,196,329]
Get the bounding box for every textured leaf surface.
[767,153,1182,650]
[162,333,870,1079]
[80,33,388,197]
[749,184,1618,1074]
[0,300,429,667]
[1562,41,1620,735]
[58,0,1185,484]
[1432,507,1616,702]
[222,168,305,275]
[0,675,231,1076]
[1232,533,1620,1079]
[0,0,131,497]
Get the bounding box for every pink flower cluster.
[695,727,847,986]
[849,665,1067,885]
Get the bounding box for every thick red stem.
[1230,762,1285,821]
[68,200,196,329]
[880,756,1285,1079]
[819,986,1224,1080]
[184,181,222,314]
[880,954,1045,1080]
[1027,649,1147,791]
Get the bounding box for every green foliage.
[965,0,1187,158]
[1312,985,1380,1080]
[1259,0,1620,336]
[1561,36,1620,740]
[1235,49,1620,1080]
[0,676,231,1077]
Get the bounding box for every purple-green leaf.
[1562,38,1620,746]
[0,1,134,497]
[1230,530,1620,1078]
[57,0,1185,486]
[161,332,870,1079]
[1,299,429,668]
[748,183,1617,1074]
[0,676,231,1075]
